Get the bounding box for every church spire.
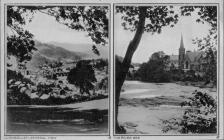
[179,33,185,70]
[180,33,184,49]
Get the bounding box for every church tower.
[179,34,185,69]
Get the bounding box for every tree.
[7,6,109,64]
[7,6,37,69]
[181,6,217,85]
[115,6,217,133]
[67,61,97,95]
[7,5,109,97]
[137,52,171,82]
[115,6,179,133]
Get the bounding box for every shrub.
[7,89,31,105]
[162,90,216,133]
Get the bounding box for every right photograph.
[114,5,218,134]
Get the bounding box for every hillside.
[26,41,99,70]
[49,42,109,59]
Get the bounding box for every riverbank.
[175,81,216,89]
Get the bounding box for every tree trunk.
[115,7,147,133]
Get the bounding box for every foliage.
[180,6,217,29]
[7,6,109,63]
[98,76,108,91]
[7,69,34,85]
[136,52,171,82]
[36,82,54,97]
[116,6,179,33]
[38,61,64,80]
[193,33,217,85]
[7,70,34,105]
[162,90,216,133]
[46,6,109,45]
[67,60,97,95]
[45,6,109,55]
[114,6,217,133]
[7,73,108,105]
[182,6,217,85]
[7,6,109,105]
[7,6,37,63]
[115,6,181,133]
[7,89,31,105]
[94,59,108,70]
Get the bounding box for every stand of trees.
[136,52,171,82]
[129,51,206,83]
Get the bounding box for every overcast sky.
[19,8,212,63]
[114,8,211,63]
[25,11,93,44]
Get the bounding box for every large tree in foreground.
[115,6,217,133]
[115,6,178,133]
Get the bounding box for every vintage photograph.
[115,5,218,134]
[6,5,109,134]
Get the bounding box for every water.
[7,100,108,134]
[118,80,217,134]
[121,81,216,99]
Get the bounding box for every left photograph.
[5,5,109,134]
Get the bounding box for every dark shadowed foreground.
[7,99,108,134]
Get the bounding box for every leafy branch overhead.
[116,6,217,34]
[7,6,36,62]
[46,6,109,45]
[7,6,109,63]
[180,6,217,29]
[181,6,217,84]
[116,6,179,33]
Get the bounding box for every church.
[169,34,206,72]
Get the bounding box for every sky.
[25,12,92,44]
[10,8,212,63]
[23,11,94,51]
[114,8,211,63]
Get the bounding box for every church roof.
[185,51,204,62]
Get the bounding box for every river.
[118,80,216,134]
[7,99,108,134]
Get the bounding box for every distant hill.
[26,41,108,71]
[49,42,109,59]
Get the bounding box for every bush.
[7,69,34,105]
[7,89,31,105]
[162,90,216,133]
